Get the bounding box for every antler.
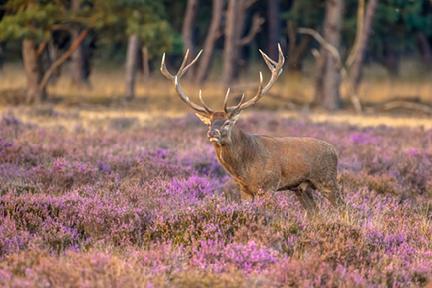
[161,50,214,114]
[225,44,285,114]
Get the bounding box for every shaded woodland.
[0,0,431,111]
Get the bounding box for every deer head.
[160,45,285,145]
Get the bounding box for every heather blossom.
[0,111,431,287]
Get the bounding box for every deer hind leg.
[294,182,318,213]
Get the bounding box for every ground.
[0,105,431,287]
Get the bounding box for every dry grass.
[1,60,432,129]
[1,61,431,108]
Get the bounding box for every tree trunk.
[416,32,432,68]
[315,0,344,110]
[195,0,224,84]
[21,31,88,103]
[223,0,240,87]
[182,0,199,79]
[70,0,88,86]
[39,30,89,95]
[71,31,90,86]
[22,39,45,103]
[142,46,150,80]
[348,0,378,97]
[47,42,62,84]
[287,21,310,71]
[223,0,262,87]
[382,43,399,76]
[182,0,198,54]
[0,42,4,70]
[125,34,140,101]
[267,0,280,59]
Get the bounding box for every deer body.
[161,45,343,211]
[211,117,340,208]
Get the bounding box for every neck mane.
[213,126,256,178]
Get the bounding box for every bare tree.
[314,0,344,111]
[22,30,88,103]
[195,0,224,84]
[182,0,199,80]
[22,39,44,102]
[70,0,90,87]
[416,32,432,68]
[287,21,310,71]
[347,0,379,108]
[267,0,280,59]
[0,42,4,70]
[125,34,140,101]
[223,0,263,87]
[300,0,379,113]
[182,0,199,55]
[141,46,151,80]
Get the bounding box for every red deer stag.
[160,45,343,212]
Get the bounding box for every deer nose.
[208,129,221,138]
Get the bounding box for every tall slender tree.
[267,0,280,59]
[70,0,90,87]
[195,0,224,84]
[122,1,173,100]
[314,0,344,110]
[125,34,140,101]
[223,0,263,87]
[181,0,199,80]
[347,0,379,107]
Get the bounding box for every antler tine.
[160,53,175,80]
[230,93,246,112]
[223,88,231,113]
[161,50,212,114]
[174,76,208,114]
[259,49,277,68]
[261,44,285,94]
[226,44,284,113]
[199,89,214,113]
[225,72,263,113]
[181,50,203,76]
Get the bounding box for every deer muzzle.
[208,129,222,144]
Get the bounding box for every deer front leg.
[294,182,318,214]
[222,179,241,202]
[239,185,255,201]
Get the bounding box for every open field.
[0,106,431,287]
[1,61,432,108]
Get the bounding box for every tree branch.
[299,27,364,113]
[36,41,48,57]
[39,30,89,92]
[298,27,344,73]
[239,14,264,46]
[369,100,432,115]
[346,0,365,68]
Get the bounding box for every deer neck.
[213,127,255,179]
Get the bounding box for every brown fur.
[203,112,343,212]
[161,46,342,211]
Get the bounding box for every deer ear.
[195,113,211,125]
[228,110,241,123]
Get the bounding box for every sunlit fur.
[195,111,343,212]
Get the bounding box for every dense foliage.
[0,109,431,286]
[1,0,431,64]
[0,0,173,54]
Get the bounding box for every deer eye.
[223,121,230,128]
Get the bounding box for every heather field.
[0,107,432,287]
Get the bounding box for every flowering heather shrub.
[0,110,431,287]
